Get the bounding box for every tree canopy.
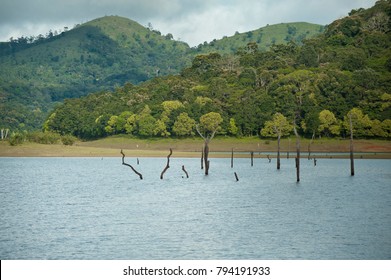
[40,1,391,140]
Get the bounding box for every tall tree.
[196,112,223,175]
[261,113,292,170]
[172,113,196,137]
[318,109,340,137]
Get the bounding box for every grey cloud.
[0,0,378,45]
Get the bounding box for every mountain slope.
[194,22,324,54]
[0,16,191,99]
[0,16,192,129]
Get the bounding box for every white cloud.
[0,0,378,46]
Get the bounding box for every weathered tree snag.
[160,148,172,179]
[349,113,355,176]
[314,158,317,166]
[204,144,210,175]
[293,125,300,183]
[250,151,254,167]
[196,124,217,176]
[120,149,143,180]
[182,165,189,178]
[267,154,271,163]
[276,132,281,170]
[231,148,234,168]
[201,148,204,170]
[137,158,139,165]
[308,132,315,160]
[234,172,239,181]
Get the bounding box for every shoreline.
[1,137,390,159]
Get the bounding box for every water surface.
[0,157,390,259]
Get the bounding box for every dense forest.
[2,1,391,141]
[43,0,391,140]
[0,16,191,130]
[0,16,323,132]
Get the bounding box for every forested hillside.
[0,16,191,130]
[44,0,391,140]
[0,16,322,131]
[194,22,324,54]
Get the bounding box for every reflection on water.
[0,157,390,259]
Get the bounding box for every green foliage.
[61,134,77,146]
[344,108,373,137]
[228,118,239,136]
[194,22,324,54]
[137,106,156,137]
[261,113,292,138]
[318,110,341,137]
[8,132,26,146]
[199,112,223,134]
[172,113,196,137]
[27,131,61,144]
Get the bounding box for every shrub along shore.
[0,136,390,159]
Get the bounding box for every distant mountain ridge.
[194,22,324,54]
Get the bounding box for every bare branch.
[160,148,172,179]
[120,149,143,180]
[195,124,206,141]
[182,165,189,178]
[209,128,218,141]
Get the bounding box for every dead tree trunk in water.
[182,165,189,178]
[293,126,300,183]
[196,125,217,176]
[120,149,143,180]
[250,151,254,167]
[203,143,210,175]
[276,133,281,170]
[349,114,355,176]
[234,172,239,181]
[231,148,234,168]
[160,148,172,179]
[308,131,315,160]
[200,148,204,170]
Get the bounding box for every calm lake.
[0,156,390,260]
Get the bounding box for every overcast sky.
[0,0,377,46]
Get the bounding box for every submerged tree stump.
[120,149,143,180]
[231,148,234,168]
[196,124,217,176]
[234,172,239,182]
[349,113,355,176]
[160,148,172,179]
[200,148,204,170]
[293,126,300,183]
[182,165,189,178]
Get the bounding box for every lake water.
[0,156,390,260]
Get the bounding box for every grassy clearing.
[0,136,390,158]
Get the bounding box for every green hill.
[0,16,192,130]
[194,22,324,54]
